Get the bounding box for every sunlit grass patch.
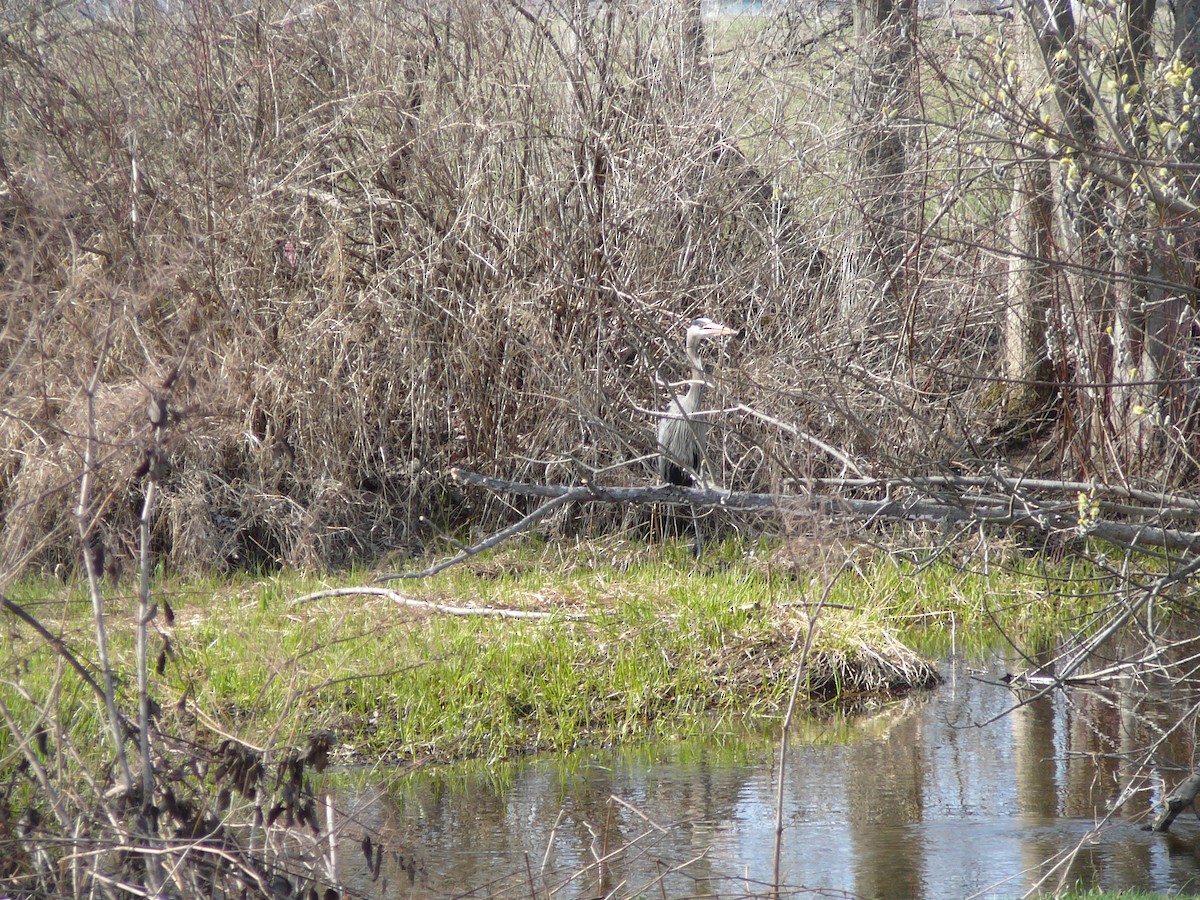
[1,536,1130,767]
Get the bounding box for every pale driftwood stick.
[1152,772,1200,832]
[295,586,588,620]
[448,469,1200,554]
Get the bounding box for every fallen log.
[1152,772,1200,832]
[446,469,1200,555]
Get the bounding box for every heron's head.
[686,317,737,343]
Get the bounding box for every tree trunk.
[838,0,915,341]
[1106,0,1155,466]
[1011,0,1113,472]
[1144,0,1200,467]
[680,0,712,100]
[1000,152,1058,427]
[1107,0,1199,479]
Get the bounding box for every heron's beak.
[702,323,737,337]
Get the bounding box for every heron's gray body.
[656,317,735,488]
[657,385,711,487]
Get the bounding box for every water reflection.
[330,653,1200,898]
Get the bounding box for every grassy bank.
[3,536,1112,767]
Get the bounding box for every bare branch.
[296,586,588,620]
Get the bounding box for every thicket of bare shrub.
[0,6,1011,890]
[7,0,1200,896]
[0,0,1011,576]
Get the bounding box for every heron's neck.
[685,338,708,400]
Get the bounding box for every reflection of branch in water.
[546,798,706,900]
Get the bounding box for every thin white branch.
[295,586,589,621]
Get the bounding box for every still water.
[331,654,1200,899]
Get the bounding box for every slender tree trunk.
[839,0,915,342]
[1108,0,1156,468]
[999,14,1056,426]
[1000,155,1058,425]
[1012,0,1113,473]
[1145,0,1200,465]
[681,0,712,100]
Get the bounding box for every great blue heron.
[657,316,736,553]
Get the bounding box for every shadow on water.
[328,650,1200,899]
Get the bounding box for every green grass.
[0,536,1121,766]
[1055,890,1180,899]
